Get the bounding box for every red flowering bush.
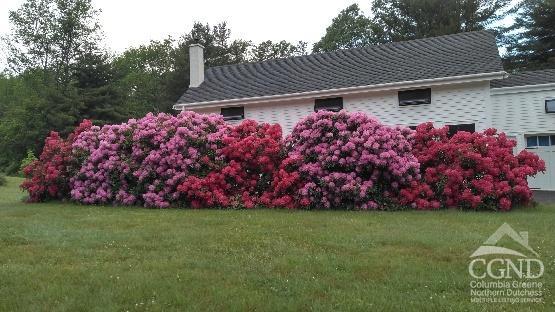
[177,119,283,208]
[21,120,93,202]
[399,123,545,211]
[267,110,420,209]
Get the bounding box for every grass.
[0,176,554,311]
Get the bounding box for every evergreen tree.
[314,1,512,52]
[371,0,511,43]
[72,52,127,124]
[504,0,555,70]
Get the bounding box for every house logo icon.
[468,223,544,280]
[470,223,539,258]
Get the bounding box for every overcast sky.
[0,0,370,54]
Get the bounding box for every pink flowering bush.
[21,120,93,202]
[399,123,546,211]
[70,112,227,207]
[177,119,283,208]
[267,111,420,209]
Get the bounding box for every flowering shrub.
[22,110,544,212]
[399,123,546,211]
[177,119,283,208]
[70,112,227,207]
[267,111,420,209]
[21,120,93,202]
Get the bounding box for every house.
[174,31,555,190]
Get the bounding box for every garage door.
[526,135,555,190]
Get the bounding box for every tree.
[314,1,512,52]
[371,0,512,43]
[1,0,106,173]
[7,0,101,88]
[249,40,307,61]
[5,0,56,73]
[313,4,376,52]
[113,38,177,115]
[503,0,555,70]
[72,52,127,124]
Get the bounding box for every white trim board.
[491,83,555,95]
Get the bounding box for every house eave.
[173,71,507,110]
[490,82,555,95]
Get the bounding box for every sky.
[0,0,371,54]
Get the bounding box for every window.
[546,99,555,113]
[539,136,550,146]
[447,123,475,138]
[314,97,343,112]
[526,136,538,147]
[398,88,431,106]
[221,107,244,121]
[526,135,555,148]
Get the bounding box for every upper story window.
[447,123,475,137]
[221,106,244,121]
[526,135,555,148]
[314,97,343,112]
[399,88,431,106]
[546,99,555,113]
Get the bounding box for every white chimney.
[189,44,204,88]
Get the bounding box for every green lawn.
[0,176,554,311]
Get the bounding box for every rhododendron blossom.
[22,110,544,212]
[21,120,93,202]
[70,112,227,207]
[268,110,420,209]
[399,123,545,211]
[178,119,283,208]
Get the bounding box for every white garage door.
[526,135,555,190]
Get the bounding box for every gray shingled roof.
[177,30,503,106]
[491,69,555,88]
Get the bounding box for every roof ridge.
[207,30,494,72]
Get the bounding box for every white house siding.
[245,100,314,133]
[189,81,493,134]
[491,86,555,150]
[189,102,313,133]
[491,85,555,190]
[344,81,492,130]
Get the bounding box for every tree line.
[0,0,553,174]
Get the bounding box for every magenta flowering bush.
[70,112,227,207]
[268,110,420,209]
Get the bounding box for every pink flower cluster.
[399,123,546,211]
[70,112,228,207]
[267,110,420,209]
